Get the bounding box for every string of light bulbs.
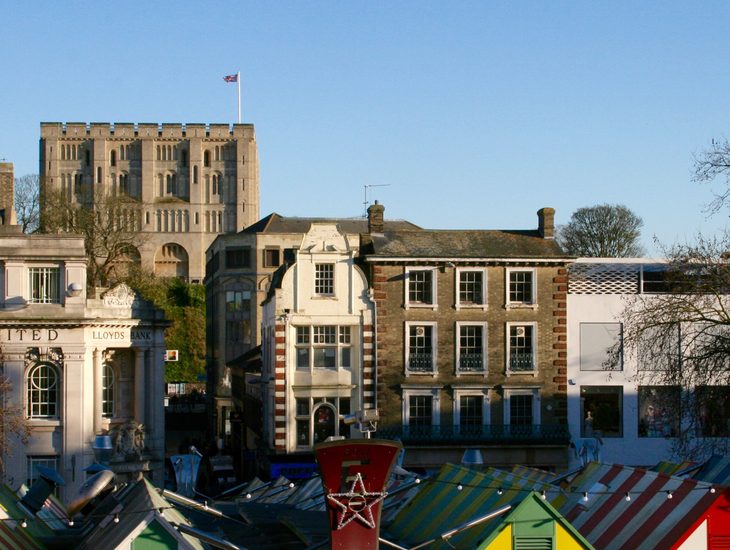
[0,479,720,527]
[404,475,719,502]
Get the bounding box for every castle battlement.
[40,122,254,140]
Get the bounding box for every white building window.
[405,322,437,374]
[456,322,487,374]
[102,364,115,418]
[295,325,352,370]
[504,388,540,429]
[581,385,622,437]
[580,323,622,371]
[506,268,536,307]
[453,388,490,433]
[27,362,60,419]
[405,267,437,309]
[295,396,350,448]
[314,263,334,295]
[28,267,60,304]
[456,268,487,310]
[506,322,537,374]
[402,387,440,429]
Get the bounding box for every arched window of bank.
[27,362,60,419]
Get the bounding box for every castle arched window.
[193,165,198,184]
[27,362,60,419]
[214,146,220,161]
[158,174,164,197]
[110,150,116,167]
[120,145,125,161]
[157,146,161,161]
[97,166,102,184]
[204,150,210,167]
[85,149,91,167]
[120,173,129,195]
[102,364,115,418]
[166,174,172,194]
[212,174,219,195]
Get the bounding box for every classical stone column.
[93,348,103,434]
[134,348,145,426]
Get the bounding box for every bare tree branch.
[616,234,730,459]
[0,374,31,475]
[13,174,40,234]
[693,138,730,215]
[41,189,147,289]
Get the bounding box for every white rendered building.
[259,223,375,468]
[568,258,679,467]
[0,229,168,500]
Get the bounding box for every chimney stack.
[537,207,555,239]
[367,201,385,234]
[0,163,17,226]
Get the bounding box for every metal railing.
[509,353,534,372]
[407,353,434,373]
[458,353,485,373]
[377,423,570,444]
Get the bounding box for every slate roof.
[366,230,570,260]
[242,212,421,234]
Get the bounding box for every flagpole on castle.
[237,71,241,124]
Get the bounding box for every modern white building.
[258,223,375,474]
[0,224,168,499]
[568,258,680,467]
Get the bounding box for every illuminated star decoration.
[326,472,388,530]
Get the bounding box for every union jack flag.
[223,74,238,83]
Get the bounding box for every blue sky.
[1,1,729,253]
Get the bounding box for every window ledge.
[506,370,538,377]
[505,303,538,310]
[29,420,62,428]
[404,303,438,310]
[405,371,438,377]
[455,304,488,311]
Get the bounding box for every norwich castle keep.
[40,122,260,282]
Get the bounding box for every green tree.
[558,204,644,257]
[127,272,206,383]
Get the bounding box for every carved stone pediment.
[102,283,138,308]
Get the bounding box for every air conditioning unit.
[415,326,426,337]
[514,326,526,337]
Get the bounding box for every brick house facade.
[360,204,573,470]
